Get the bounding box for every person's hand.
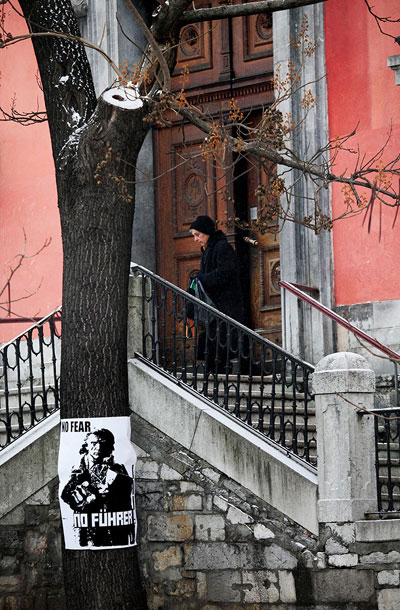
[71,481,96,507]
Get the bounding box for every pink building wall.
[1,1,399,342]
[325,0,400,306]
[0,4,62,342]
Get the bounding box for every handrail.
[0,308,62,450]
[131,263,317,466]
[279,280,400,363]
[0,316,56,325]
[0,307,62,348]
[132,264,315,369]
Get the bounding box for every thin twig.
[336,392,400,421]
[123,0,171,92]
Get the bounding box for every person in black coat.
[188,215,244,373]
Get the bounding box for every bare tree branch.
[124,0,171,92]
[0,93,47,125]
[0,29,123,79]
[0,232,52,321]
[180,0,327,25]
[363,0,400,41]
[0,232,51,301]
[0,105,47,124]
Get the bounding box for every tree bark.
[180,0,326,24]
[17,0,150,607]
[58,95,150,610]
[8,0,348,607]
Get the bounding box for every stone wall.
[2,350,400,608]
[0,478,65,610]
[1,410,400,609]
[132,412,316,610]
[132,409,400,610]
[336,300,400,375]
[312,521,400,610]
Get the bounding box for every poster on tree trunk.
[58,416,137,550]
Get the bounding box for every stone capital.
[313,352,375,395]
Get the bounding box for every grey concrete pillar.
[273,6,334,365]
[127,273,144,360]
[313,352,377,523]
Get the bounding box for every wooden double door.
[153,1,281,345]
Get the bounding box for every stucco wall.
[325,0,400,307]
[0,4,61,343]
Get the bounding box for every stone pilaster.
[313,352,377,523]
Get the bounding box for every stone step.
[182,372,309,390]
[377,443,400,456]
[0,335,61,387]
[182,373,318,462]
[0,382,58,448]
[185,376,312,401]
[0,363,59,390]
[0,402,57,448]
[0,384,59,412]
[378,476,400,485]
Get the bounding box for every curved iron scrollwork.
[0,309,61,450]
[373,409,400,514]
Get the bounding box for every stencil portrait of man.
[61,427,136,548]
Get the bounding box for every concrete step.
[181,371,317,462]
[0,384,58,448]
[0,335,61,387]
[0,363,60,390]
[0,384,59,412]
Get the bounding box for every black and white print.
[58,417,137,550]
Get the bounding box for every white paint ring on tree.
[102,86,143,109]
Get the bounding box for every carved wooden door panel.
[154,0,281,342]
[154,123,228,290]
[246,160,282,345]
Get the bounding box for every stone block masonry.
[132,411,397,610]
[0,478,66,610]
[0,413,399,609]
[2,347,400,608]
[133,411,317,609]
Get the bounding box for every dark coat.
[199,230,243,322]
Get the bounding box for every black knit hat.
[189,215,215,236]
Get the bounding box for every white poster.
[58,416,137,550]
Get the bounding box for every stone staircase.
[1,329,399,514]
[375,417,400,512]
[179,371,318,466]
[180,370,400,505]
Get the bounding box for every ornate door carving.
[154,0,281,342]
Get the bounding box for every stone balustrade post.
[127,272,145,360]
[313,352,377,523]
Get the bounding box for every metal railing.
[280,280,400,398]
[0,308,61,450]
[373,408,400,514]
[131,264,317,466]
[280,280,400,515]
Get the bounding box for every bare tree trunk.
[17,0,150,607]
[59,102,150,610]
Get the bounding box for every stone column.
[313,352,377,523]
[273,5,335,365]
[127,272,144,360]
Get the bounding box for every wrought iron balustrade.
[280,280,400,516]
[0,308,61,450]
[131,265,317,466]
[372,408,400,514]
